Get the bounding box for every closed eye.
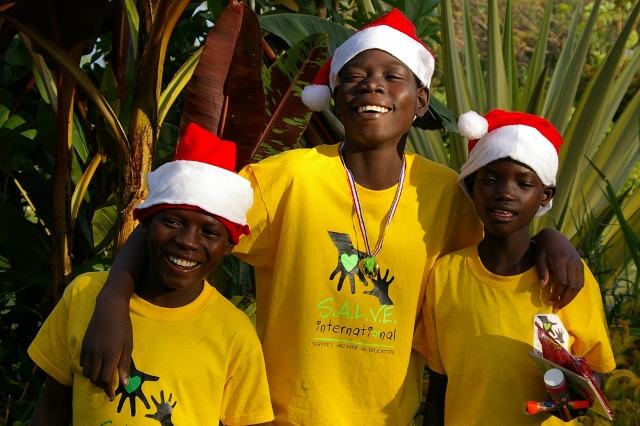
[162,219,181,228]
[202,228,222,239]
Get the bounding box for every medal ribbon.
[338,142,406,259]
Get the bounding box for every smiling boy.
[423,110,616,425]
[80,10,585,425]
[28,123,273,426]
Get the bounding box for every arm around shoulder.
[30,375,72,426]
[532,228,584,311]
[80,225,150,399]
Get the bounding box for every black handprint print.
[145,391,177,426]
[114,359,159,416]
[364,269,394,305]
[327,231,368,294]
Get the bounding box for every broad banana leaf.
[92,205,117,255]
[251,32,328,165]
[179,0,265,173]
[259,13,352,54]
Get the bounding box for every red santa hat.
[301,9,435,111]
[134,123,253,244]
[457,109,563,216]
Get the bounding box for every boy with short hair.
[28,123,274,426]
[80,11,586,425]
[423,110,616,425]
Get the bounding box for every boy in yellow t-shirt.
[28,123,273,426]
[423,110,616,425]
[79,11,586,426]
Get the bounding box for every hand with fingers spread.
[533,228,584,312]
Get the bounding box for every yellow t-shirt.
[28,272,274,426]
[235,145,483,425]
[425,246,616,425]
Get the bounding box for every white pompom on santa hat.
[457,109,563,217]
[301,9,435,111]
[134,122,253,244]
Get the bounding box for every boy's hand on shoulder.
[533,229,584,312]
[80,279,133,399]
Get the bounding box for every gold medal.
[359,256,380,279]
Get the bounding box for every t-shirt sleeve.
[442,193,483,257]
[564,263,617,374]
[28,290,73,386]
[234,165,272,268]
[220,345,274,425]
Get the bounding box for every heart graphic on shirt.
[124,376,142,393]
[340,253,358,272]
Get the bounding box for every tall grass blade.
[462,0,485,112]
[518,0,553,112]
[546,0,601,135]
[486,0,510,110]
[502,0,518,109]
[587,159,640,293]
[554,0,640,232]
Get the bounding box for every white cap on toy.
[457,109,563,217]
[301,9,435,111]
[134,122,253,244]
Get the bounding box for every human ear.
[224,243,235,256]
[541,185,556,206]
[464,174,476,196]
[415,87,429,119]
[333,85,341,111]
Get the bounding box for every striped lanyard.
[338,142,406,278]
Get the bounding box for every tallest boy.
[81,9,584,425]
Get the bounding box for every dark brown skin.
[30,375,72,426]
[80,49,584,400]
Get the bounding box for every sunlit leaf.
[587,159,640,289]
[545,0,602,135]
[485,0,510,110]
[249,32,328,165]
[518,0,553,111]
[0,88,13,128]
[158,47,202,128]
[71,152,103,227]
[92,204,117,254]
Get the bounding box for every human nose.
[494,181,516,200]
[174,226,199,249]
[359,75,386,93]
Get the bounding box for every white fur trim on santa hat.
[457,124,558,217]
[458,111,489,140]
[136,160,253,225]
[330,25,435,90]
[301,84,331,112]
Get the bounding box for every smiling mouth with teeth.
[357,105,390,113]
[491,209,515,217]
[168,255,198,269]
